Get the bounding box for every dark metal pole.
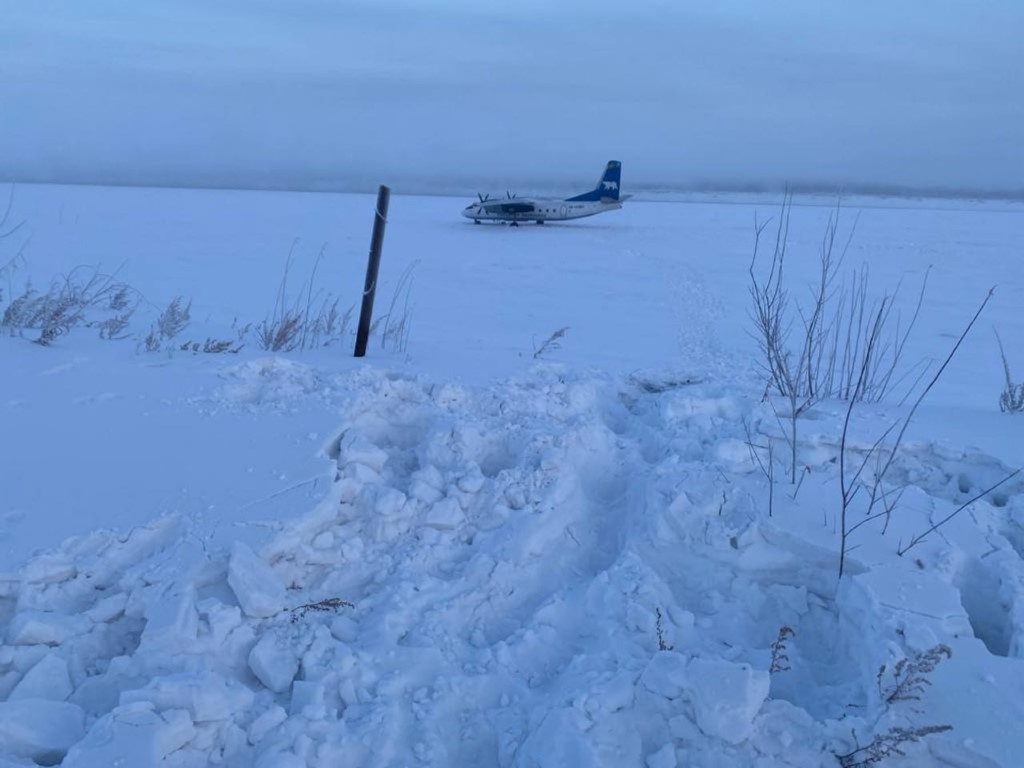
[354,185,391,357]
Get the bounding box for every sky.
[1,0,1022,196]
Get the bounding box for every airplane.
[462,161,629,225]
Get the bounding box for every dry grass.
[1,265,139,346]
[533,326,569,360]
[257,242,356,352]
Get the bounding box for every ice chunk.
[227,542,287,619]
[681,658,770,745]
[0,699,85,763]
[9,653,72,702]
[6,610,91,646]
[249,631,300,693]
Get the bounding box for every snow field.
[1,185,1023,765]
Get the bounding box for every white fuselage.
[461,197,624,224]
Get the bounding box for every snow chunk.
[248,705,287,745]
[312,531,334,549]
[228,542,287,619]
[249,631,301,693]
[290,680,325,717]
[422,497,464,530]
[137,587,199,655]
[519,707,641,767]
[646,744,677,768]
[255,751,307,768]
[0,699,85,763]
[9,653,72,702]
[70,668,149,717]
[329,616,358,643]
[63,703,196,767]
[6,610,91,646]
[217,358,324,406]
[121,672,255,722]
[338,435,389,474]
[21,553,76,585]
[640,651,689,699]
[681,658,769,745]
[85,592,129,623]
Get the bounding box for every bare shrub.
[769,625,795,674]
[749,195,926,406]
[655,607,673,652]
[876,644,952,706]
[289,597,354,624]
[836,724,952,767]
[749,196,928,483]
[744,420,777,516]
[995,329,1024,413]
[834,645,954,766]
[837,289,996,577]
[897,467,1021,557]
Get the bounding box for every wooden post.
[354,185,391,357]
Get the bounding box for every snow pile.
[208,358,344,411]
[1,367,1022,766]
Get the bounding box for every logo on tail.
[567,160,623,202]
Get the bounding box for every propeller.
[506,190,516,199]
[477,193,491,203]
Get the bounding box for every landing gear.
[535,219,545,225]
[473,219,481,224]
[509,220,519,227]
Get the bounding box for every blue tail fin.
[566,161,622,202]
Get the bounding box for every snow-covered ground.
[1,183,1022,766]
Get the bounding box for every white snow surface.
[1,184,1023,766]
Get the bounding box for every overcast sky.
[1,0,1022,195]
